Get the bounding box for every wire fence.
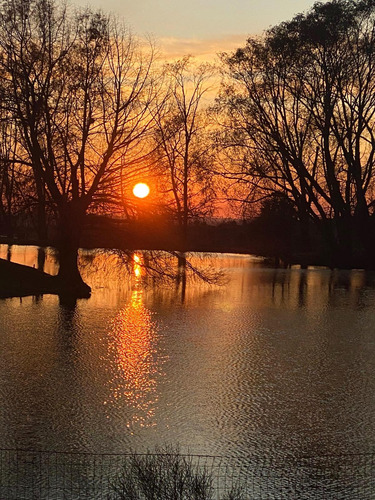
[0,448,375,499]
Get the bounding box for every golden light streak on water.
[105,257,165,430]
[133,253,143,280]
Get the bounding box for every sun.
[133,183,150,199]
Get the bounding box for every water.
[1,245,375,469]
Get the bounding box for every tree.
[152,57,216,250]
[0,102,40,241]
[0,0,158,294]
[218,0,375,266]
[0,116,18,238]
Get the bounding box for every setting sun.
[133,183,150,199]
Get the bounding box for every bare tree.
[0,0,159,294]
[218,0,375,266]
[152,57,216,250]
[0,116,17,237]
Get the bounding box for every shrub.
[109,446,245,500]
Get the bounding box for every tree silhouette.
[218,0,375,266]
[0,0,158,294]
[152,57,216,250]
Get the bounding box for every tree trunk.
[352,211,372,267]
[321,216,353,268]
[33,167,48,244]
[37,247,46,272]
[57,205,91,297]
[176,252,186,303]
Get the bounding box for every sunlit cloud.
[158,34,248,63]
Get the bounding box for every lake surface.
[1,245,375,475]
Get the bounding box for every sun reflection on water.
[133,253,142,279]
[105,253,165,430]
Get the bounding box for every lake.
[1,245,375,497]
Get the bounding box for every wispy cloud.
[157,34,248,63]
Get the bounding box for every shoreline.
[2,243,375,299]
[0,258,91,299]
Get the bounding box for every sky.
[72,0,319,60]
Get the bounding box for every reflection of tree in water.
[267,267,375,310]
[105,254,164,429]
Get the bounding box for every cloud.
[157,34,248,63]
